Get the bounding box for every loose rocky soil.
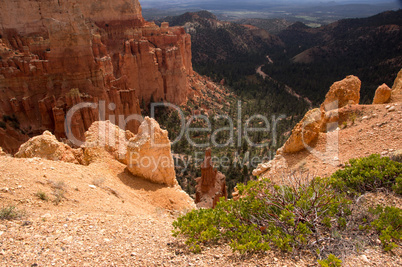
[0,154,401,266]
[260,102,402,182]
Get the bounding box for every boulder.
[15,131,81,164]
[390,68,402,103]
[83,121,135,164]
[321,75,361,111]
[0,147,5,156]
[195,148,227,209]
[373,83,392,104]
[126,117,177,186]
[281,108,324,153]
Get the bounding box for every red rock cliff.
[0,0,193,153]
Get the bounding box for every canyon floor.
[0,102,401,266]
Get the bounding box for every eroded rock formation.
[277,75,362,155]
[15,130,82,164]
[82,120,135,165]
[390,68,402,103]
[373,84,392,104]
[0,0,193,153]
[280,108,324,154]
[195,148,227,209]
[254,69,402,179]
[321,75,361,111]
[126,117,177,187]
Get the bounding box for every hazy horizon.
[141,0,401,23]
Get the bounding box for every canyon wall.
[0,0,193,153]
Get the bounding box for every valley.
[0,0,401,266]
[142,0,401,26]
[256,62,313,107]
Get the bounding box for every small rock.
[385,105,391,109]
[361,255,369,263]
[131,252,137,256]
[22,221,33,226]
[388,106,396,112]
[361,116,369,120]
[88,185,97,189]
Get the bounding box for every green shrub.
[318,254,342,267]
[173,176,351,254]
[0,206,25,220]
[330,154,402,196]
[370,205,402,252]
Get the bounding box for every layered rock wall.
[0,0,193,153]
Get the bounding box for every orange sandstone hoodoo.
[195,148,227,209]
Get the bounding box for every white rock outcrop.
[126,117,177,186]
[83,121,135,164]
[15,131,80,164]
